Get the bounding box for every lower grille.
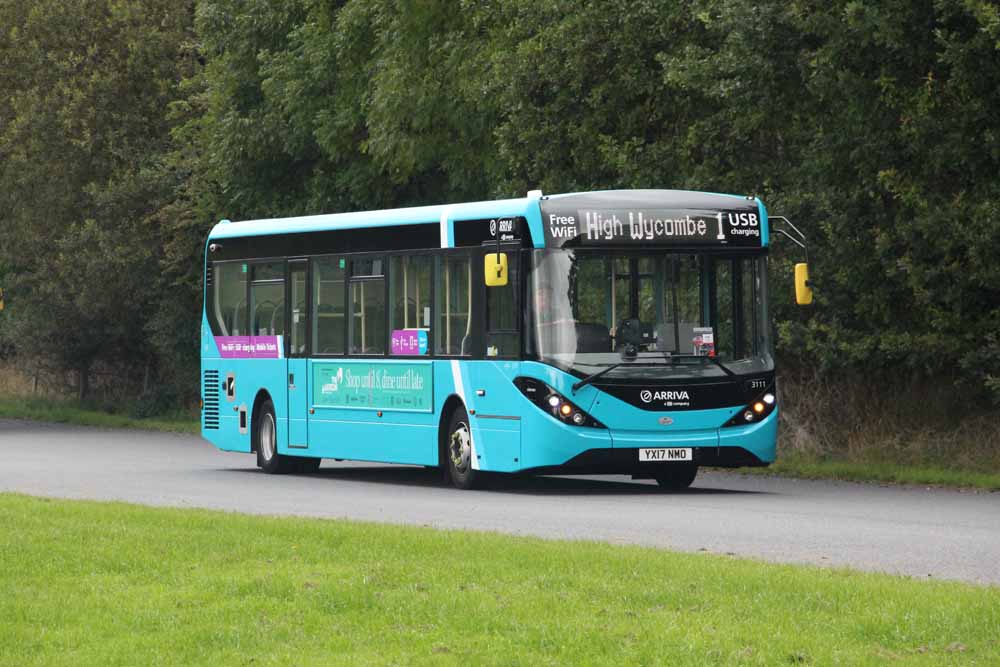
[203,369,220,430]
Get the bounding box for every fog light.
[763,393,775,405]
[560,403,573,416]
[572,412,585,425]
[743,410,754,422]
[753,401,765,413]
[548,395,561,408]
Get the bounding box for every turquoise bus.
[201,189,810,489]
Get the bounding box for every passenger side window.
[210,262,247,336]
[435,255,472,356]
[349,258,386,355]
[312,257,346,354]
[390,255,432,355]
[250,262,284,336]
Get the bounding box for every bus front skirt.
[522,446,769,476]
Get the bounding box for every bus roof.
[207,196,539,240]
[207,189,768,249]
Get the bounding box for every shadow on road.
[218,464,769,496]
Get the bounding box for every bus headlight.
[724,389,777,427]
[513,377,606,428]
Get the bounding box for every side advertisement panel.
[313,361,433,412]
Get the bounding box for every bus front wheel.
[446,406,481,490]
[654,464,698,491]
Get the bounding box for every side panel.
[287,358,309,449]
[201,316,289,454]
[284,358,526,472]
[464,360,522,473]
[306,359,440,465]
[516,361,613,469]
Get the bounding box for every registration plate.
[639,447,693,462]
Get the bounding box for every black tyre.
[445,406,481,490]
[255,399,296,474]
[654,464,698,490]
[295,457,322,474]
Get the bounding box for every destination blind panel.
[540,192,764,248]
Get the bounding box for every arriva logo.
[321,367,344,394]
[640,389,690,403]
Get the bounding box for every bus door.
[466,246,522,472]
[286,260,310,450]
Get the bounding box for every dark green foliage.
[0,0,998,408]
[0,0,197,399]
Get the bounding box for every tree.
[0,0,195,399]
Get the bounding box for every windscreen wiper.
[659,353,736,377]
[571,354,736,393]
[570,362,663,393]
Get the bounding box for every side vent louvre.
[203,370,220,430]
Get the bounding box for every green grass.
[736,458,1000,492]
[1,494,998,666]
[0,396,197,434]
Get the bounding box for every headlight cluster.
[723,389,777,427]
[513,377,605,428]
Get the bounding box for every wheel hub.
[260,413,276,461]
[449,422,471,473]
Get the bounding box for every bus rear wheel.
[445,406,481,490]
[255,399,295,474]
[654,464,698,490]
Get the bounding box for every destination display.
[313,361,433,412]
[539,191,764,248]
[453,216,527,247]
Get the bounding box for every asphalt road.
[2,419,998,585]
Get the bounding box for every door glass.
[486,255,518,358]
[289,265,307,356]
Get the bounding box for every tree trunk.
[78,365,90,402]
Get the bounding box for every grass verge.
[1,494,998,666]
[733,458,1000,492]
[0,396,197,434]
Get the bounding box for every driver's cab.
[530,251,765,370]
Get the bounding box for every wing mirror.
[795,263,813,305]
[484,253,508,287]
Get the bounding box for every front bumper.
[521,445,769,475]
